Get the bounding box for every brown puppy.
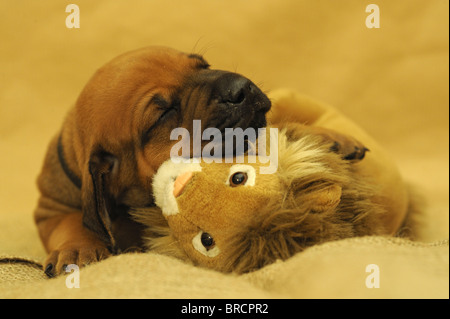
[34,46,271,277]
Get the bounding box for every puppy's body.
[34,46,271,276]
[267,90,409,234]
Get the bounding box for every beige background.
[0,0,448,298]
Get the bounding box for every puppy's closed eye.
[152,94,180,122]
[142,95,180,145]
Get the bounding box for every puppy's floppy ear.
[81,147,118,252]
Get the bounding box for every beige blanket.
[0,237,448,298]
[0,0,448,298]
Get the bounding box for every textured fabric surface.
[0,0,448,298]
[0,257,47,286]
[0,237,448,298]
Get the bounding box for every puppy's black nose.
[213,73,254,106]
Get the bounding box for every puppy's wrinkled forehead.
[105,48,209,87]
[74,47,209,142]
[79,47,208,104]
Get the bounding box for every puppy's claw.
[44,263,55,278]
[43,245,111,277]
[343,146,370,161]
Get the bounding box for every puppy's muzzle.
[213,73,256,106]
[209,72,271,130]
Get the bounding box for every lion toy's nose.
[173,171,194,198]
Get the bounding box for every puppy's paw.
[329,137,369,162]
[44,244,111,277]
[279,123,369,162]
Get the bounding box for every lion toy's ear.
[294,184,342,213]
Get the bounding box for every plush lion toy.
[132,89,409,274]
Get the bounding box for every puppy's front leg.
[34,134,112,277]
[281,122,369,162]
[268,90,331,126]
[35,209,111,277]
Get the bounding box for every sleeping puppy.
[33,46,271,277]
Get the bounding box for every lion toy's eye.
[192,231,220,257]
[229,172,248,187]
[200,232,215,250]
[226,164,256,187]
